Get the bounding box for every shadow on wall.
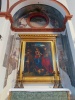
[56,33,75,87]
[60,68,75,95]
[60,33,75,87]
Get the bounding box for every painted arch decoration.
[13,4,64,29]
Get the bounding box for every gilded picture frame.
[18,34,59,83]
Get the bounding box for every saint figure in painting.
[24,49,33,73]
[42,47,53,74]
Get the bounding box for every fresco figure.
[18,17,27,28]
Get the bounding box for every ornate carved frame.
[17,34,60,83]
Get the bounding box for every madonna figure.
[34,48,42,70]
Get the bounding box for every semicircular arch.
[8,0,71,17]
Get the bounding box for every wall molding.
[8,0,71,16]
[26,12,49,28]
[7,0,9,11]
[0,12,72,32]
[52,0,70,16]
[8,0,26,13]
[0,0,73,32]
[11,25,66,32]
[63,15,73,24]
[0,12,13,23]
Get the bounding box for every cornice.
[0,12,72,32]
[0,0,72,32]
[63,15,73,24]
[0,12,13,23]
[11,25,66,32]
[8,0,71,16]
[51,0,70,16]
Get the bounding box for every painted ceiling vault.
[13,4,64,29]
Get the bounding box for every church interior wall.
[0,69,17,100]
[1,0,7,12]
[0,33,20,100]
[60,32,75,87]
[0,0,75,100]
[66,20,75,67]
[0,19,11,87]
[0,19,15,100]
[65,0,75,33]
[9,0,19,8]
[0,19,11,67]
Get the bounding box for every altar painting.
[24,42,53,76]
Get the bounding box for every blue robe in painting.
[34,57,42,70]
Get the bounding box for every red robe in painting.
[42,56,53,73]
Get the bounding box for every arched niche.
[8,0,72,32]
[7,0,75,88]
[12,4,64,29]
